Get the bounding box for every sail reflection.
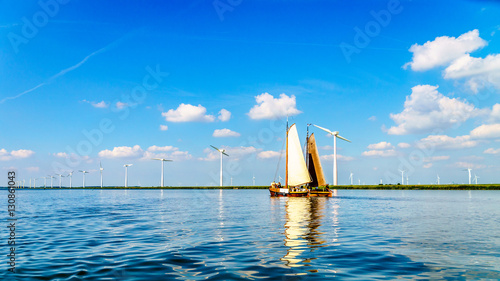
[281,197,331,268]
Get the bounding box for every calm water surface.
[2,189,500,280]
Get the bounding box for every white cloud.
[247,93,301,120]
[454,162,486,170]
[200,146,259,161]
[368,116,377,121]
[404,29,487,71]
[257,150,281,159]
[116,101,129,110]
[26,166,39,172]
[98,145,143,158]
[491,104,500,122]
[388,85,477,135]
[423,163,433,169]
[423,155,450,162]
[484,148,500,154]
[162,104,215,122]
[398,142,411,148]
[320,154,355,161]
[53,152,68,158]
[218,109,231,122]
[213,129,241,137]
[159,125,168,131]
[147,145,177,152]
[92,101,108,108]
[367,141,394,150]
[443,54,500,92]
[416,135,477,150]
[362,149,397,157]
[470,123,500,139]
[0,149,35,161]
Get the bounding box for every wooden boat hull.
[269,187,309,197]
[309,188,333,197]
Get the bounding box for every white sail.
[287,124,312,187]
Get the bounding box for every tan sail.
[287,124,312,187]
[307,133,326,187]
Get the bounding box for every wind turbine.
[48,175,55,188]
[99,161,104,188]
[124,164,133,188]
[437,174,440,185]
[253,174,256,186]
[313,124,351,186]
[43,176,47,188]
[398,169,405,185]
[406,175,409,185]
[210,145,229,187]
[29,178,32,189]
[79,170,89,188]
[463,168,472,184]
[33,178,37,189]
[68,171,73,188]
[474,174,479,184]
[56,173,65,188]
[349,172,354,185]
[152,158,172,187]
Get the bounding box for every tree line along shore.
[3,184,500,190]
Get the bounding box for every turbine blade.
[222,152,229,156]
[210,145,221,152]
[336,134,351,142]
[313,124,333,135]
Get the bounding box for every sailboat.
[269,123,311,197]
[306,132,333,197]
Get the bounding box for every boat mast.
[306,124,310,187]
[285,117,288,189]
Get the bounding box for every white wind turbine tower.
[463,168,472,184]
[43,176,47,188]
[68,171,74,188]
[398,169,405,185]
[99,161,104,188]
[33,178,38,188]
[56,173,65,188]
[437,174,440,185]
[124,164,133,188]
[48,175,55,188]
[349,172,354,185]
[406,175,409,185]
[253,174,256,186]
[474,174,479,184]
[210,145,229,187]
[79,170,89,188]
[152,158,172,187]
[313,124,351,186]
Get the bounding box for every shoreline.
[3,184,500,190]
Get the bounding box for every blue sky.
[1,0,500,187]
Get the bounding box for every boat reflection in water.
[279,197,338,272]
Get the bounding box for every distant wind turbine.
[56,173,65,188]
[152,158,172,187]
[79,170,89,188]
[43,176,47,188]
[474,174,479,184]
[68,171,74,188]
[349,172,354,185]
[124,164,133,188]
[437,174,440,185]
[29,178,32,189]
[253,174,256,186]
[33,178,37,189]
[463,168,472,184]
[48,175,55,188]
[210,145,229,187]
[398,169,405,185]
[313,124,351,186]
[99,161,104,188]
